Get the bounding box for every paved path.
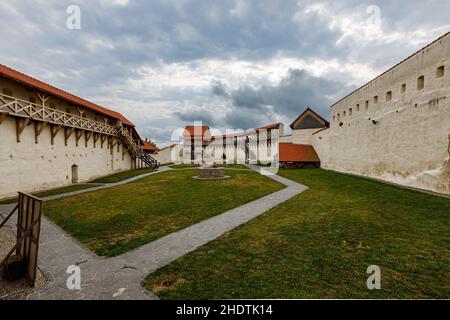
[0,165,307,300]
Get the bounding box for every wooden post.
[85,131,92,147]
[50,125,61,145]
[36,92,49,107]
[34,121,47,144]
[122,145,131,160]
[0,112,7,126]
[101,135,107,149]
[64,127,74,146]
[16,117,32,142]
[75,129,83,147]
[93,133,100,148]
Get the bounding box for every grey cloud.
[219,69,355,128]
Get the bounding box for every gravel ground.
[0,225,46,300]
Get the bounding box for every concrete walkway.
[0,165,307,300]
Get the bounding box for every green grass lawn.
[90,168,154,183]
[44,169,284,257]
[169,163,249,169]
[169,164,200,169]
[143,169,450,299]
[0,184,95,204]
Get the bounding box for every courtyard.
[142,169,450,299]
[1,165,448,299]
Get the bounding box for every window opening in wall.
[374,96,378,104]
[436,65,445,78]
[71,164,79,184]
[337,113,340,121]
[417,76,425,90]
[349,108,353,116]
[343,111,346,117]
[356,104,360,112]
[386,91,392,102]
[365,100,369,110]
[333,115,336,122]
[401,83,406,93]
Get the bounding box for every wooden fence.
[0,192,43,286]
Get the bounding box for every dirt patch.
[342,240,363,249]
[151,277,186,293]
[0,225,46,300]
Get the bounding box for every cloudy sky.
[1,0,449,145]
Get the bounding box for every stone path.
[0,165,307,300]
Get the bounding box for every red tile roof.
[0,64,134,126]
[184,125,210,137]
[142,141,159,152]
[279,143,320,162]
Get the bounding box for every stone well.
[193,167,231,180]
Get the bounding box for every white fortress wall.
[153,147,173,165]
[0,116,133,198]
[313,33,450,194]
[282,128,320,145]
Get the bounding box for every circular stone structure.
[193,167,231,180]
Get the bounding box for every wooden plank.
[93,133,100,148]
[75,129,83,147]
[85,131,92,147]
[64,127,74,146]
[101,134,107,148]
[50,124,62,145]
[34,121,47,144]
[0,112,8,126]
[16,117,32,142]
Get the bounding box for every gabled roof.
[289,107,329,129]
[142,141,159,152]
[0,64,134,126]
[184,125,210,137]
[279,143,320,162]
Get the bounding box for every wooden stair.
[120,127,158,169]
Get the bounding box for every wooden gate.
[0,192,43,286]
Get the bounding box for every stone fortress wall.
[311,32,450,195]
[0,76,138,199]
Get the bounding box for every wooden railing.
[0,93,120,136]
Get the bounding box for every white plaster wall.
[0,116,133,198]
[285,128,319,145]
[153,147,174,165]
[314,33,450,195]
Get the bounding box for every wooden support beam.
[16,117,32,142]
[0,112,8,126]
[64,127,75,146]
[85,131,92,147]
[101,135,107,149]
[93,133,100,148]
[36,92,49,106]
[50,125,62,145]
[109,137,116,149]
[75,129,83,147]
[34,121,47,144]
[122,145,131,160]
